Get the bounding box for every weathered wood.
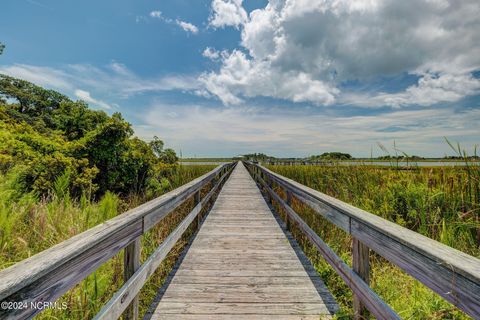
[0,219,143,320]
[93,165,233,320]
[94,204,202,320]
[123,238,141,320]
[152,302,331,315]
[169,275,324,285]
[352,238,370,320]
[351,219,480,318]
[246,162,480,319]
[152,315,329,320]
[151,163,336,319]
[172,268,320,277]
[194,190,201,230]
[255,175,399,319]
[285,190,293,231]
[0,163,234,320]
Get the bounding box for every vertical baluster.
[352,238,370,319]
[285,190,293,231]
[123,238,141,320]
[194,190,201,229]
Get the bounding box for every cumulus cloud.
[202,0,480,107]
[176,20,199,34]
[209,0,248,29]
[200,50,339,105]
[202,47,221,60]
[74,89,112,109]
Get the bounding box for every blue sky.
[1,0,479,157]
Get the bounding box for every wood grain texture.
[352,238,370,320]
[123,238,141,320]
[93,164,235,320]
[245,162,480,319]
[253,172,399,320]
[0,163,234,320]
[151,162,337,319]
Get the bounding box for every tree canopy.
[0,74,178,198]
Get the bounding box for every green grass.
[0,164,216,319]
[267,163,479,319]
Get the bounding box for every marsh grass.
[0,164,216,319]
[267,161,479,319]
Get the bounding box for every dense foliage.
[0,74,177,198]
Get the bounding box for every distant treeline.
[241,152,353,161]
[239,152,479,162]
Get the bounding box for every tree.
[51,100,109,140]
[0,42,4,55]
[310,152,352,160]
[0,75,69,115]
[78,112,134,193]
[149,136,164,157]
[159,148,178,164]
[0,74,178,197]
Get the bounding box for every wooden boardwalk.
[149,162,337,319]
[1,162,479,320]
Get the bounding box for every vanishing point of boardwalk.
[148,163,337,319]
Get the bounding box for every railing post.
[123,238,141,320]
[352,237,370,320]
[194,190,201,229]
[285,190,293,231]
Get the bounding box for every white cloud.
[202,0,480,107]
[0,64,72,90]
[343,72,480,108]
[0,63,200,97]
[0,63,201,107]
[175,20,199,34]
[149,11,162,18]
[208,0,248,29]
[136,102,480,157]
[199,50,339,105]
[202,47,220,60]
[74,89,111,109]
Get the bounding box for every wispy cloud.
[176,20,199,34]
[74,89,112,109]
[0,62,201,101]
[146,9,199,34]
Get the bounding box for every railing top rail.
[252,162,480,283]
[0,162,233,301]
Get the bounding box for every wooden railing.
[244,161,480,320]
[0,162,236,320]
